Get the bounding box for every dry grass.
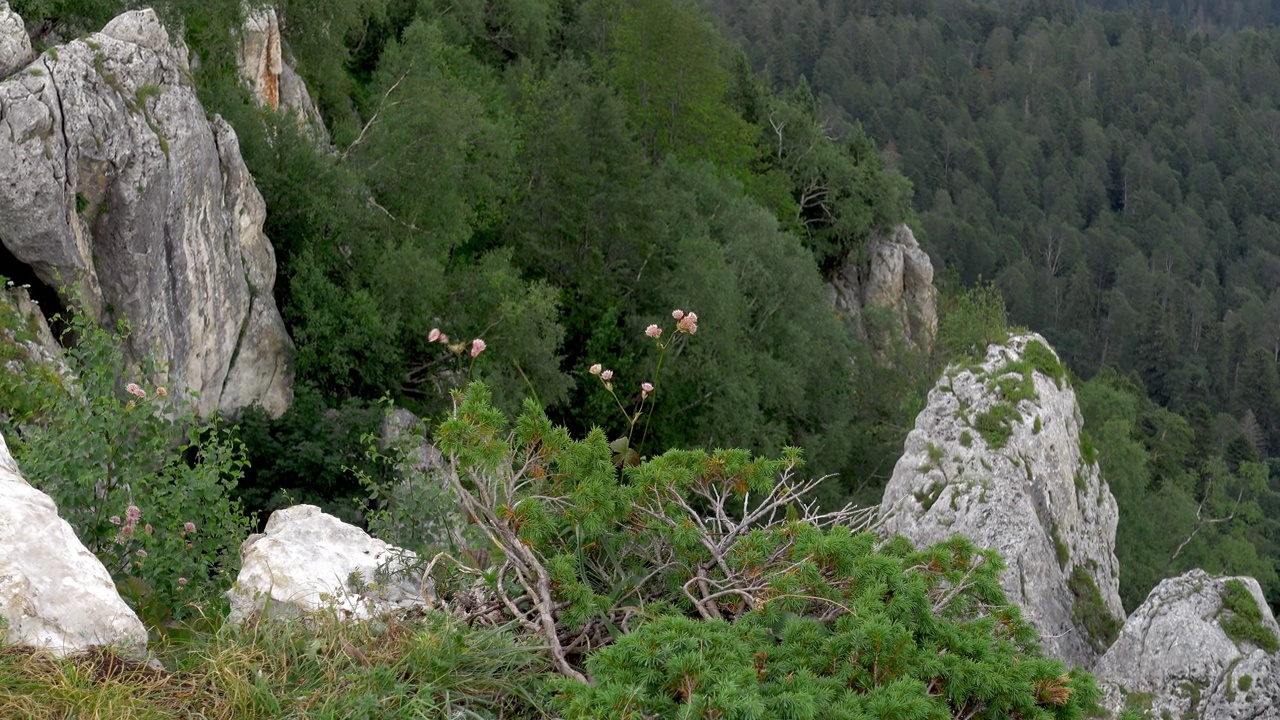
[0,610,548,719]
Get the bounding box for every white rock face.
[237,7,325,134]
[0,431,147,655]
[0,10,294,418]
[227,505,425,622]
[0,1,31,80]
[879,333,1124,668]
[1095,570,1280,719]
[830,224,938,351]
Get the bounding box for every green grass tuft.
[1219,579,1279,653]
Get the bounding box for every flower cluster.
[110,503,147,544]
[429,327,487,358]
[589,308,699,414]
[672,309,698,334]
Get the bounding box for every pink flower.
[645,324,662,338]
[177,577,188,587]
[672,309,684,320]
[126,505,141,524]
[109,515,121,525]
[429,328,441,343]
[122,525,134,537]
[589,363,602,376]
[677,311,698,334]
[184,522,196,533]
[641,382,654,399]
[155,386,167,397]
[125,382,146,398]
[601,369,614,381]
[470,338,486,358]
[144,524,153,534]
[135,549,147,558]
[438,333,449,344]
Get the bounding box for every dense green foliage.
[164,0,916,512]
[1077,369,1280,610]
[420,383,1102,717]
[707,0,1280,459]
[701,0,1280,613]
[0,302,249,624]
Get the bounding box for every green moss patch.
[974,402,1018,450]
[1219,579,1279,653]
[1069,566,1121,652]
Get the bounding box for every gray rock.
[377,408,466,552]
[879,333,1124,668]
[830,224,938,352]
[0,430,148,655]
[1095,569,1280,719]
[0,10,293,419]
[0,1,31,80]
[237,7,326,136]
[227,505,426,623]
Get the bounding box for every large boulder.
[0,10,293,418]
[1095,569,1280,719]
[829,224,938,352]
[879,333,1124,668]
[0,1,31,79]
[0,431,147,655]
[227,505,426,622]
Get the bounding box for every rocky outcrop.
[227,505,425,622]
[879,333,1124,669]
[830,224,938,352]
[0,431,148,655]
[0,10,294,418]
[237,7,325,134]
[0,2,32,79]
[1095,570,1280,719]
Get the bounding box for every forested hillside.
[703,0,1280,610]
[11,0,1280,614]
[11,0,930,504]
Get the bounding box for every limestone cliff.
[829,224,938,352]
[236,7,325,136]
[0,9,293,418]
[1095,570,1280,719]
[879,333,1125,669]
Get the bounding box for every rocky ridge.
[879,333,1125,668]
[0,8,293,418]
[0,1,31,79]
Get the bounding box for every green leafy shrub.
[0,308,249,624]
[423,383,1101,717]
